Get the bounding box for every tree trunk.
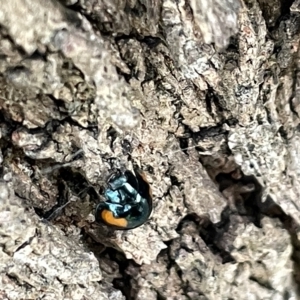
[0,0,299,299]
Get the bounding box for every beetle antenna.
[163,145,212,156]
[164,145,197,155]
[46,199,73,221]
[40,149,84,175]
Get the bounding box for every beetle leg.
[104,189,122,203]
[108,174,127,190]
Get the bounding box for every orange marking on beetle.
[101,209,128,227]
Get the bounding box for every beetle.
[95,167,153,230]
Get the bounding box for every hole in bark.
[142,36,163,48]
[170,175,181,187]
[97,247,141,300]
[176,213,236,264]
[147,165,154,174]
[121,139,132,154]
[179,138,189,155]
[107,126,118,148]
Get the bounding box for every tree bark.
[0,0,299,299]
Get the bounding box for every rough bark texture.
[0,0,300,299]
